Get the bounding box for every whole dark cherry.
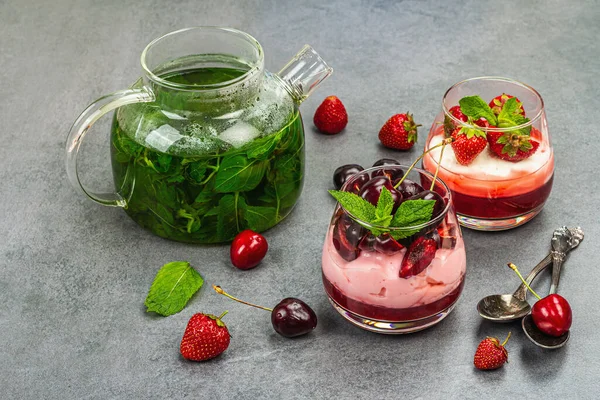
[343,171,371,194]
[230,230,268,270]
[371,158,404,181]
[271,298,318,338]
[373,234,404,255]
[333,164,365,190]
[359,176,403,210]
[358,233,376,251]
[393,178,424,198]
[332,214,364,261]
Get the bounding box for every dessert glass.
[422,77,554,231]
[322,166,466,334]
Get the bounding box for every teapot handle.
[65,88,155,207]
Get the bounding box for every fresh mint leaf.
[459,96,498,126]
[497,97,519,121]
[373,187,394,228]
[328,190,377,223]
[144,261,204,317]
[215,155,267,193]
[389,199,435,239]
[497,97,532,135]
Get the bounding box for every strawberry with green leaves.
[487,131,539,161]
[378,113,421,150]
[180,312,231,361]
[474,332,511,370]
[450,126,488,165]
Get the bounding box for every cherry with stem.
[508,263,573,337]
[213,285,318,338]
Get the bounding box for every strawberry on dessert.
[450,126,488,165]
[487,131,540,162]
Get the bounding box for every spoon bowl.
[522,314,570,349]
[477,294,531,322]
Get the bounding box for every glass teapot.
[66,27,332,243]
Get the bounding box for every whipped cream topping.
[428,134,552,180]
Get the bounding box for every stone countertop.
[1,0,599,398]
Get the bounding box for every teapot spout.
[277,45,333,104]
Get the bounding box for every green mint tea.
[110,66,304,243]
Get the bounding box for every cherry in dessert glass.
[422,77,554,231]
[322,165,466,334]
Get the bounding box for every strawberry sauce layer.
[321,230,466,321]
[423,126,554,218]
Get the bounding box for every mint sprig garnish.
[459,96,498,126]
[329,189,435,238]
[145,261,204,317]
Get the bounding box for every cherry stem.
[502,331,511,346]
[429,139,447,191]
[218,310,229,319]
[394,137,453,189]
[507,263,542,300]
[213,285,273,312]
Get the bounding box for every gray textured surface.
[1,0,599,398]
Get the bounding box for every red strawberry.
[180,312,231,361]
[378,113,421,150]
[399,236,437,278]
[474,333,511,370]
[450,127,488,165]
[313,96,348,134]
[444,105,468,137]
[489,93,525,116]
[487,131,539,162]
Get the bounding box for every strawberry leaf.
[501,143,518,157]
[145,261,204,317]
[329,190,377,222]
[461,126,486,139]
[459,96,498,126]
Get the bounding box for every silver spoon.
[522,226,583,349]
[477,227,583,322]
